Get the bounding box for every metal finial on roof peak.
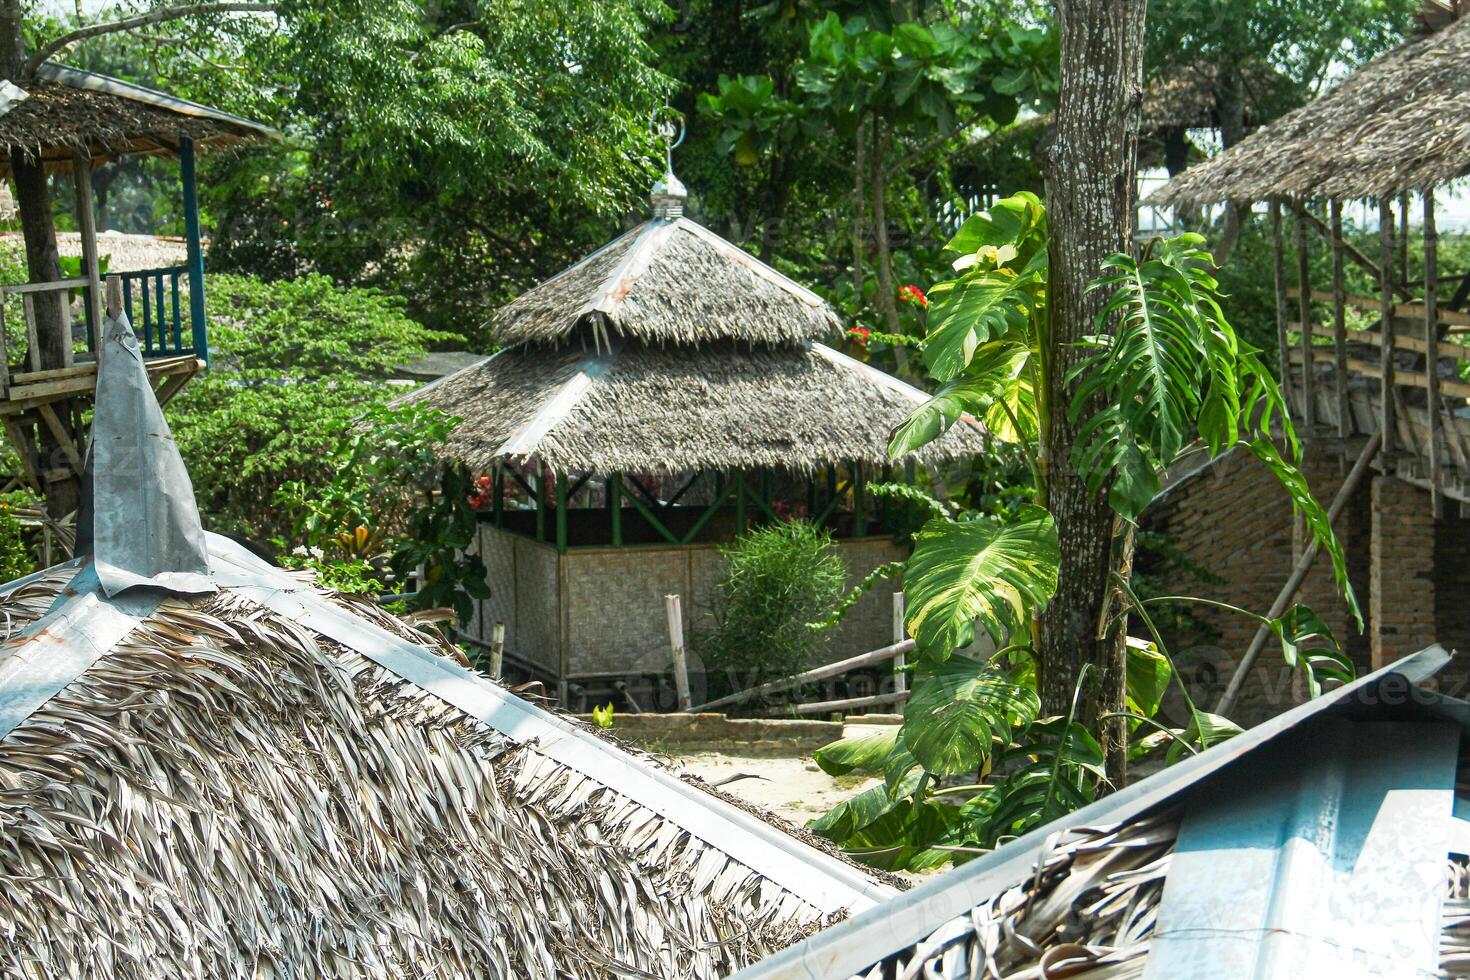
[649,105,687,220]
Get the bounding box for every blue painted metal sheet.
[1147,718,1457,979]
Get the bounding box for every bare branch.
[22,1,277,77]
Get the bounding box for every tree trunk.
[1209,69,1248,265]
[870,120,907,373]
[1037,0,1146,758]
[12,157,81,519]
[852,117,866,312]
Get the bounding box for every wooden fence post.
[489,622,505,681]
[892,591,907,697]
[666,594,691,710]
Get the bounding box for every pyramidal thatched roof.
[405,338,989,475]
[0,63,277,174]
[493,216,841,347]
[1148,16,1470,205]
[734,647,1468,980]
[0,536,894,977]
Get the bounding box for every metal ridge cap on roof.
[36,62,278,140]
[730,644,1455,980]
[203,532,894,914]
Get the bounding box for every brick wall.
[1142,444,1372,725]
[1370,475,1436,669]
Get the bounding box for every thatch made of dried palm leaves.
[491,218,842,347]
[846,810,1180,980]
[1148,17,1470,205]
[0,567,864,979]
[403,339,988,476]
[0,74,267,175]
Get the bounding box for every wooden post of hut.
[401,136,989,706]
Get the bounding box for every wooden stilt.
[1379,198,1396,455]
[1295,205,1316,430]
[1425,192,1443,518]
[1330,201,1349,438]
[1271,200,1292,408]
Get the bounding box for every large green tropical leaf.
[813,729,898,776]
[1245,438,1361,627]
[809,768,922,842]
[921,191,1048,382]
[1270,603,1353,697]
[900,656,1040,775]
[957,718,1104,849]
[889,341,1029,456]
[903,505,1059,656]
[1125,636,1172,718]
[923,273,1036,381]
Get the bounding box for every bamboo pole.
[1272,200,1292,408]
[1425,192,1444,519]
[665,594,691,710]
[1214,429,1382,716]
[772,691,907,716]
[1295,206,1316,430]
[892,592,907,697]
[489,622,505,680]
[683,637,916,713]
[1330,201,1350,438]
[1379,198,1396,455]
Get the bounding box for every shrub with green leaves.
[167,272,454,542]
[696,520,848,685]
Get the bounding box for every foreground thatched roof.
[402,339,989,475]
[1148,16,1470,205]
[492,217,841,347]
[0,63,275,173]
[0,536,892,978]
[736,646,1470,979]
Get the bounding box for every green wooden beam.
[623,482,680,544]
[853,461,866,536]
[555,471,568,553]
[743,477,780,524]
[608,473,622,547]
[507,468,539,503]
[536,468,547,542]
[681,478,737,545]
[734,472,746,534]
[493,467,504,529]
[814,476,853,526]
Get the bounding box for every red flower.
[848,326,871,347]
[898,284,929,307]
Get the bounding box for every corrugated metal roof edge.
[731,644,1459,980]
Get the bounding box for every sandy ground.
[669,723,893,828]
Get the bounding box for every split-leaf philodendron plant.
[812,192,1357,871]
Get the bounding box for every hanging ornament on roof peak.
[649,105,687,220]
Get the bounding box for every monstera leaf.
[889,341,1030,456]
[903,505,1059,657]
[923,272,1037,382]
[900,656,1040,776]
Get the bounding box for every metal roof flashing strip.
[730,645,1459,980]
[77,310,213,597]
[0,562,164,739]
[202,532,892,915]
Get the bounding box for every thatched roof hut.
[735,645,1470,979]
[1147,15,1470,206]
[406,168,987,697]
[0,302,893,978]
[0,62,276,174]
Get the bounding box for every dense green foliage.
[168,273,450,541]
[695,520,848,686]
[274,403,489,622]
[811,194,1354,869]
